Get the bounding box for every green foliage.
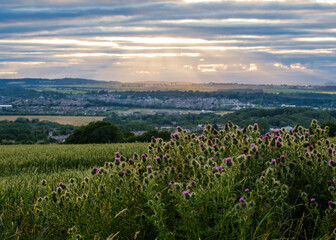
[65,121,123,144]
[12,120,334,239]
[0,118,75,144]
[0,143,147,239]
[321,122,336,137]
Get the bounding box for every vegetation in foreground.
[1,120,335,239]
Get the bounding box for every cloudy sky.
[0,0,336,85]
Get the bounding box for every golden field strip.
[0,115,104,126]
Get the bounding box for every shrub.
[37,120,336,239]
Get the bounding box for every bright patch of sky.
[0,0,335,85]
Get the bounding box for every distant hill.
[0,78,114,86]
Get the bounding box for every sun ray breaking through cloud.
[0,0,335,84]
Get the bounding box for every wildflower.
[147,165,152,169]
[168,180,174,186]
[115,152,119,155]
[239,197,246,203]
[244,188,249,192]
[119,171,125,177]
[213,144,217,148]
[58,182,63,187]
[329,160,334,166]
[155,156,160,161]
[41,179,47,186]
[189,181,196,186]
[328,200,333,205]
[141,154,146,158]
[182,190,189,195]
[91,168,99,175]
[328,180,332,184]
[213,166,222,171]
[115,157,120,162]
[280,155,285,159]
[251,143,255,147]
[310,198,316,202]
[226,157,232,163]
[163,155,167,159]
[271,159,276,163]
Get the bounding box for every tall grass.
[1,122,336,239]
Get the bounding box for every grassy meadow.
[0,122,336,239]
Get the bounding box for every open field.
[0,115,105,126]
[263,88,332,94]
[0,122,335,239]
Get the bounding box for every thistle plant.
[35,120,336,239]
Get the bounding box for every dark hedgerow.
[36,120,336,239]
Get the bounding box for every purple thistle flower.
[200,143,204,147]
[327,180,332,184]
[155,156,160,161]
[272,159,276,163]
[280,155,285,159]
[115,152,119,155]
[163,155,167,159]
[58,182,63,187]
[176,126,181,130]
[189,181,196,186]
[174,133,179,137]
[226,157,232,163]
[171,166,175,169]
[329,160,334,166]
[305,131,309,135]
[213,144,217,148]
[210,157,214,160]
[310,198,316,202]
[244,188,249,192]
[328,200,333,205]
[147,165,152,169]
[251,143,255,147]
[119,171,125,177]
[141,154,146,158]
[254,123,258,127]
[115,158,120,162]
[213,166,222,170]
[182,190,189,195]
[239,197,246,203]
[93,168,99,173]
[128,158,133,163]
[168,180,174,186]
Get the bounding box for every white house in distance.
[0,105,13,110]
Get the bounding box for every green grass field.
[0,143,147,239]
[0,122,335,239]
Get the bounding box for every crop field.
[0,115,105,126]
[0,122,336,239]
[263,88,323,94]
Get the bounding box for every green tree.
[65,121,123,144]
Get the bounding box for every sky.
[0,0,336,85]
